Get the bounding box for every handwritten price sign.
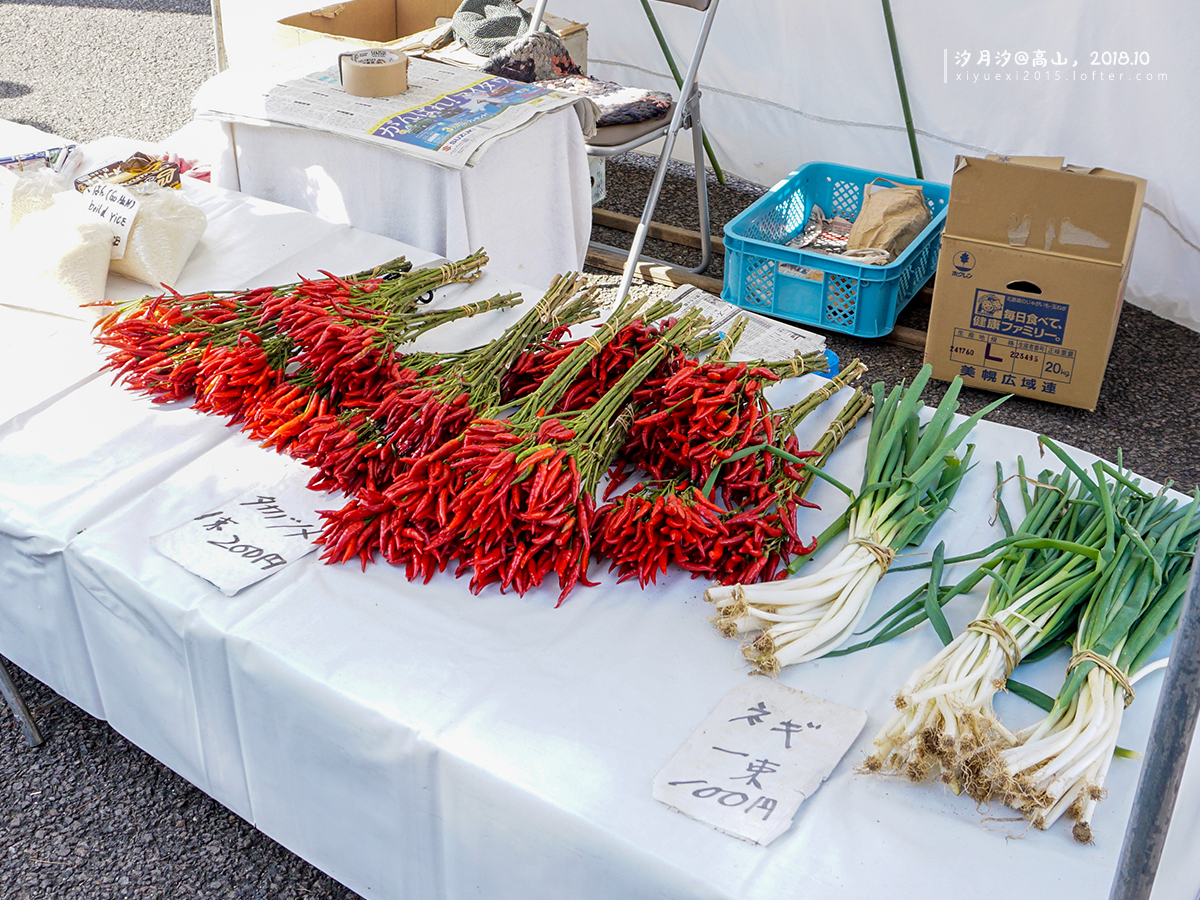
[653,680,866,845]
[151,480,328,595]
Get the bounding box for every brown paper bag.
[846,179,930,262]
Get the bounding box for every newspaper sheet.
[192,40,583,169]
[668,286,828,361]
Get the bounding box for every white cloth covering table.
[190,44,593,292]
[1,126,1200,900]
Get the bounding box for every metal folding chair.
[528,0,722,303]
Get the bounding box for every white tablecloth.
[1,125,1198,900]
[190,55,593,292]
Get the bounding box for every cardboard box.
[276,0,588,73]
[924,156,1146,410]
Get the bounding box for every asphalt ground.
[1,3,1199,898]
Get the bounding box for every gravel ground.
[1,665,353,900]
[0,0,215,143]
[1,4,1199,899]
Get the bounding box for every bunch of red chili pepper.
[591,362,870,587]
[316,298,703,601]
[617,350,830,486]
[497,316,696,410]
[96,249,876,604]
[710,376,873,584]
[93,252,498,408]
[94,252,528,475]
[432,312,701,603]
[593,480,728,585]
[369,274,601,459]
[713,360,867,509]
[283,274,600,495]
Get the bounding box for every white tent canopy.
[211,0,1200,332]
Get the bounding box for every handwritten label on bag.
[151,480,327,595]
[652,680,866,845]
[78,181,140,259]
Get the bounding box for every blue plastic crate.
[722,162,950,338]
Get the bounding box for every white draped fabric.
[193,107,591,292]
[2,124,1199,900]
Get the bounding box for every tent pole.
[880,0,922,179]
[1109,556,1200,900]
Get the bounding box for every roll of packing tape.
[338,49,409,97]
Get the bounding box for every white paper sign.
[151,479,329,596]
[653,679,866,845]
[78,181,139,259]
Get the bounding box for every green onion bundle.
[978,453,1200,841]
[863,461,1112,784]
[706,365,1005,674]
[864,441,1200,842]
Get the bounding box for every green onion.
[863,451,1199,833]
[983,483,1200,841]
[705,364,1006,674]
[862,464,1110,780]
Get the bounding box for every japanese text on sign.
[653,680,865,845]
[150,479,328,596]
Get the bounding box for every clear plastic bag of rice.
[0,193,113,319]
[108,182,207,287]
[0,166,73,234]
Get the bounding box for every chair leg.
[613,119,704,305]
[610,0,722,304]
[0,657,44,748]
[689,105,712,276]
[524,0,549,35]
